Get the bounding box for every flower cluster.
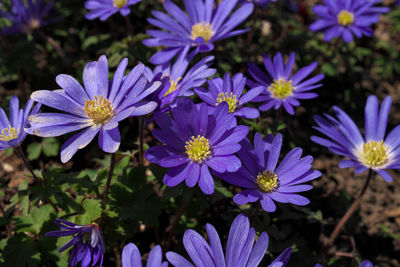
[1,0,395,266]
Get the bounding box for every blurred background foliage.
[0,0,400,266]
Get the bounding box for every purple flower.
[143,0,254,64]
[311,95,400,182]
[85,0,142,21]
[241,0,277,8]
[0,0,53,35]
[309,0,389,43]
[315,260,373,267]
[26,55,160,163]
[144,46,216,111]
[145,98,249,195]
[248,52,324,115]
[45,219,106,267]
[0,96,40,150]
[166,213,292,267]
[122,243,168,267]
[195,72,264,119]
[216,133,321,212]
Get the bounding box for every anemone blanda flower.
[241,0,276,8]
[216,133,321,212]
[312,95,400,182]
[309,0,389,43]
[166,213,292,267]
[45,219,106,267]
[0,96,40,150]
[247,52,324,115]
[144,46,216,111]
[122,243,168,267]
[145,98,249,195]
[195,72,264,119]
[26,55,160,163]
[85,0,142,21]
[315,260,373,267]
[143,0,254,64]
[0,0,53,35]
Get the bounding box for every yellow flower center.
[113,0,127,8]
[191,22,213,42]
[164,77,182,96]
[0,125,19,142]
[185,135,211,163]
[83,95,114,125]
[268,78,294,99]
[337,10,354,26]
[359,140,389,168]
[256,170,279,193]
[216,92,238,113]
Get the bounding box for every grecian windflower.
[144,46,216,111]
[195,72,264,119]
[166,213,292,267]
[248,52,324,115]
[315,260,373,267]
[45,219,106,267]
[122,243,168,267]
[26,55,160,163]
[216,133,321,212]
[309,0,389,43]
[85,0,142,21]
[311,95,400,182]
[143,0,254,64]
[145,98,249,195]
[0,96,40,150]
[0,0,53,35]
[241,0,277,8]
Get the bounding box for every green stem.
[15,146,40,184]
[102,153,116,204]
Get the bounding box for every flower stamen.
[191,22,213,42]
[216,92,238,113]
[83,95,113,125]
[113,0,127,8]
[337,10,354,26]
[256,170,279,193]
[268,78,294,99]
[164,77,182,96]
[359,140,389,168]
[185,135,211,163]
[0,125,19,142]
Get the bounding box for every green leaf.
[43,138,60,157]
[75,199,102,225]
[14,204,54,235]
[27,142,42,160]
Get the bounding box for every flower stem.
[37,29,65,59]
[273,108,282,133]
[250,201,261,225]
[138,117,145,165]
[15,146,41,184]
[164,190,193,250]
[326,169,373,247]
[102,153,116,204]
[125,16,134,36]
